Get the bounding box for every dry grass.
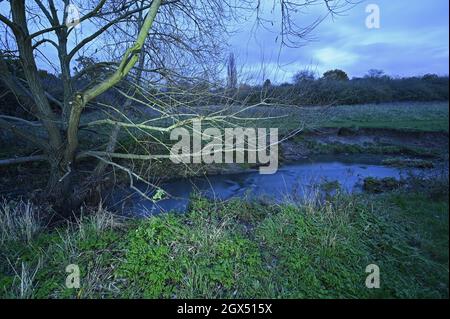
[0,199,44,244]
[0,200,124,298]
[5,258,42,299]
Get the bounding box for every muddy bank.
[1,127,448,200]
[281,127,449,161]
[147,127,449,181]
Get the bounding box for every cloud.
[314,47,359,69]
[229,0,449,83]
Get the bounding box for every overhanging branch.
[64,0,163,164]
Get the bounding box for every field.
[0,0,448,303]
[255,101,449,134]
[318,102,449,132]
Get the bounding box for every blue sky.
[229,0,449,83]
[1,0,447,83]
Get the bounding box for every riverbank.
[0,101,448,198]
[0,176,448,298]
[1,127,447,200]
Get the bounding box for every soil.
[281,128,449,161]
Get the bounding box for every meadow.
[0,0,448,302]
[255,101,450,133]
[0,177,448,298]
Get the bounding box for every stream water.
[108,154,424,217]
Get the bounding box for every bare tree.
[0,0,356,214]
[0,0,162,211]
[226,52,237,90]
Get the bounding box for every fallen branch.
[0,155,47,166]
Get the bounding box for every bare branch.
[67,3,153,60]
[0,14,22,36]
[0,155,47,166]
[64,0,163,164]
[0,115,42,127]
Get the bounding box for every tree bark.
[10,0,63,152]
[2,0,162,214]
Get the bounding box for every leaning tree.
[0,0,357,214]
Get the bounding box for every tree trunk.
[55,28,75,128]
[10,0,63,151]
[4,0,162,215]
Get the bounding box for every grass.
[381,157,434,168]
[0,199,44,245]
[15,101,450,149]
[80,101,449,173]
[1,101,447,164]
[363,177,403,193]
[316,101,449,132]
[0,180,448,299]
[292,137,440,158]
[254,101,449,134]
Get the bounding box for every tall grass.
[0,201,124,299]
[5,259,42,299]
[0,199,44,244]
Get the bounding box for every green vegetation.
[1,88,448,299]
[1,102,447,163]
[381,157,434,169]
[363,177,403,194]
[319,180,341,193]
[292,137,440,158]
[255,101,449,135]
[239,75,449,108]
[321,102,449,132]
[1,182,448,299]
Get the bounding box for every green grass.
[257,101,449,134]
[80,101,448,166]
[1,101,447,161]
[317,101,449,132]
[291,137,440,158]
[1,183,448,299]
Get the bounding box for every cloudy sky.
[229,0,449,83]
[1,0,447,83]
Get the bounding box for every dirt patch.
[282,128,449,161]
[311,127,448,149]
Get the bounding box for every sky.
[228,0,449,83]
[0,0,448,84]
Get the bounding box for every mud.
[281,128,449,161]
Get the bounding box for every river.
[104,154,433,217]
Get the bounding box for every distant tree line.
[1,64,448,118]
[235,69,449,106]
